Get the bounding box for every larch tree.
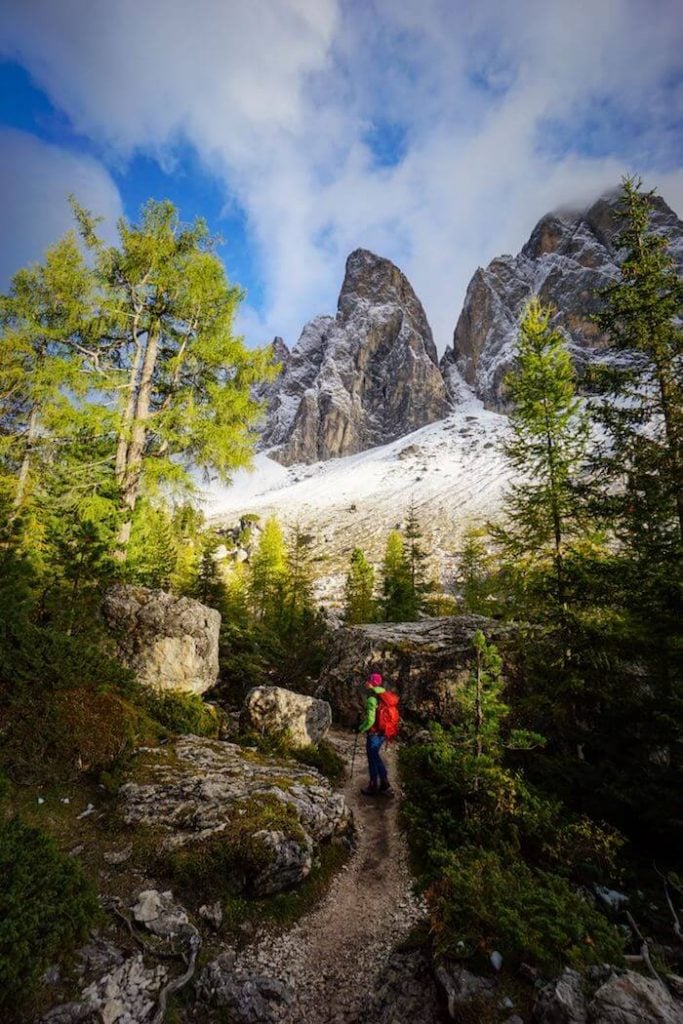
[380,528,413,622]
[0,233,100,514]
[404,499,431,615]
[591,177,683,565]
[495,297,589,617]
[343,547,377,624]
[248,516,287,624]
[72,199,272,555]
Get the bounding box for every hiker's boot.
[361,782,379,796]
[379,779,394,797]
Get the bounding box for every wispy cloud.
[0,128,123,284]
[1,0,681,350]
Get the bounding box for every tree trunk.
[474,644,483,791]
[13,403,40,512]
[115,325,160,556]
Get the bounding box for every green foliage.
[494,297,589,618]
[249,517,287,622]
[455,525,497,615]
[380,529,414,621]
[343,547,377,623]
[290,740,345,782]
[0,816,98,1010]
[141,689,220,737]
[591,177,682,560]
[429,846,624,975]
[67,198,273,552]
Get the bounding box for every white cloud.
[1,0,681,349]
[0,128,123,285]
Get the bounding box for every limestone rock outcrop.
[102,585,220,694]
[532,968,682,1024]
[119,736,351,896]
[241,686,332,747]
[317,615,522,725]
[261,248,449,464]
[441,191,683,410]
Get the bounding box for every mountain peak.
[442,185,683,410]
[259,250,448,465]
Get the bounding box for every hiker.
[357,672,399,796]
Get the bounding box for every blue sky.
[1,0,681,353]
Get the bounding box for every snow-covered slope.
[204,398,511,602]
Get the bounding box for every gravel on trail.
[231,730,444,1024]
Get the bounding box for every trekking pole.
[349,712,361,779]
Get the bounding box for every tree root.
[151,927,201,1024]
[626,911,669,993]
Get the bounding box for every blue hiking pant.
[366,733,388,785]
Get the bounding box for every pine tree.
[248,517,287,624]
[70,198,273,555]
[380,529,414,621]
[285,523,316,626]
[193,534,227,611]
[591,177,683,569]
[0,233,103,513]
[343,548,377,624]
[457,630,543,790]
[494,298,589,617]
[457,525,495,615]
[404,499,431,616]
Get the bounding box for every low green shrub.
[429,846,625,976]
[142,689,220,737]
[292,740,345,782]
[0,816,98,1011]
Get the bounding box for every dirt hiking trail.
[233,729,444,1024]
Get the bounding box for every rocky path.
[233,730,444,1024]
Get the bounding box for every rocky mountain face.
[440,192,683,409]
[260,249,449,465]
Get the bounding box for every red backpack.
[376,690,400,740]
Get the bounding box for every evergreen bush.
[0,816,98,1010]
[429,846,625,975]
[142,689,220,737]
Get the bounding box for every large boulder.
[241,686,332,747]
[533,968,587,1024]
[102,585,220,694]
[119,736,351,896]
[196,951,294,1024]
[318,615,522,725]
[587,971,682,1024]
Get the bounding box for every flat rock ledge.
[119,736,352,895]
[318,614,524,725]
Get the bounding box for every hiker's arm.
[358,695,378,732]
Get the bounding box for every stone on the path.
[131,889,190,938]
[80,953,167,1024]
[533,968,587,1023]
[199,900,223,930]
[197,952,294,1023]
[41,1004,99,1023]
[435,961,496,1019]
[587,970,682,1023]
[119,736,351,896]
[241,685,332,747]
[102,585,220,694]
